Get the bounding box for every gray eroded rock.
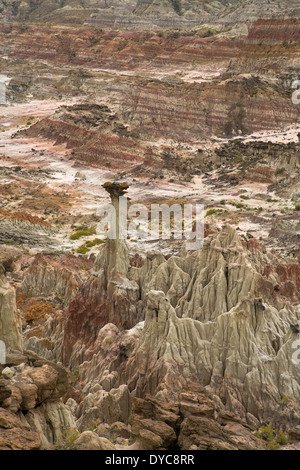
[0,267,22,352]
[70,431,116,450]
[25,400,77,449]
[76,384,132,432]
[122,227,300,429]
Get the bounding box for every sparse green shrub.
[76,238,105,254]
[240,195,250,200]
[76,245,89,255]
[276,430,288,446]
[79,263,89,270]
[85,238,105,248]
[275,167,285,175]
[255,424,275,441]
[70,227,96,240]
[104,337,114,344]
[255,424,289,450]
[294,203,300,211]
[63,429,80,448]
[206,209,218,216]
[267,440,280,450]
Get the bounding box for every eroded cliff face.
[20,104,146,171]
[121,228,300,426]
[1,3,300,451]
[5,0,298,28]
[62,237,143,367]
[0,249,22,353]
[25,226,300,450]
[3,18,297,152]
[17,76,300,162]
[0,250,78,450]
[228,19,300,87]
[19,253,94,307]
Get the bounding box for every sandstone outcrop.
[70,431,116,450]
[0,407,41,450]
[0,251,78,449]
[0,252,22,353]
[129,387,267,450]
[19,253,93,307]
[61,185,143,366]
[39,225,298,449]
[0,350,77,449]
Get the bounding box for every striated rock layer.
[228,19,300,86]
[3,0,299,29]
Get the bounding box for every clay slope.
[221,0,300,24]
[20,104,145,170]
[228,19,300,86]
[20,77,300,148]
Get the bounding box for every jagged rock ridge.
[1,0,299,28]
[0,248,77,449]
[27,226,300,449]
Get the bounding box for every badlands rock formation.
[0,0,300,453]
[19,253,93,307]
[62,184,143,366]
[0,248,77,449]
[0,248,23,353]
[2,17,297,153]
[2,0,299,28]
[23,224,300,450]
